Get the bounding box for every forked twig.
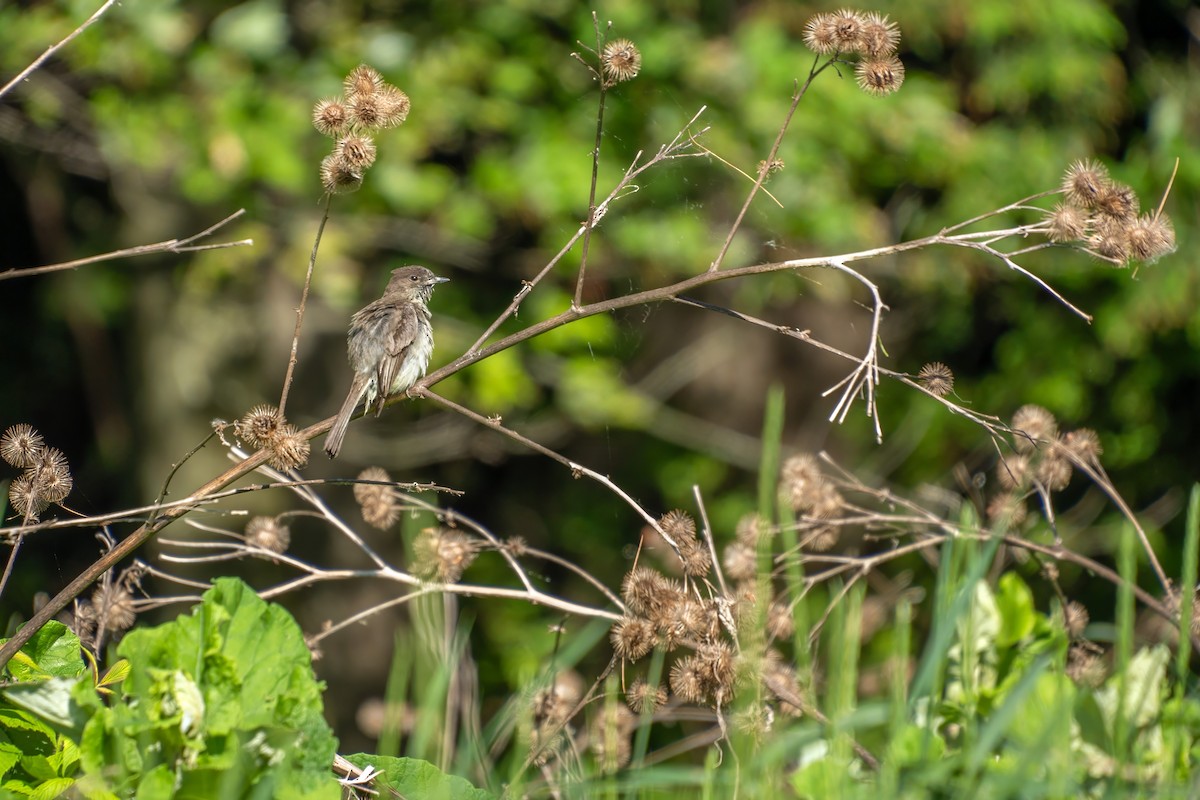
[0,210,252,282]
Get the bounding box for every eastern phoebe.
[324,265,448,459]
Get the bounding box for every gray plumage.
[325,265,448,459]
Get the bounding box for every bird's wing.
[375,301,419,402]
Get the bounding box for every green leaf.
[28,776,74,800]
[345,755,494,800]
[1095,644,1170,732]
[3,679,85,731]
[2,624,84,682]
[96,661,130,692]
[0,710,56,743]
[77,578,339,799]
[133,765,175,800]
[994,572,1035,647]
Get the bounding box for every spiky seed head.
[696,598,724,640]
[414,528,480,582]
[859,11,900,56]
[1063,428,1103,464]
[678,538,713,577]
[312,98,350,138]
[995,454,1032,490]
[987,492,1027,526]
[1094,183,1139,221]
[802,13,840,54]
[659,598,707,649]
[601,38,641,84]
[354,466,392,504]
[266,424,310,471]
[1062,160,1111,208]
[626,679,668,714]
[337,134,377,170]
[235,404,282,449]
[1036,453,1073,491]
[8,473,48,520]
[736,512,770,545]
[810,482,844,520]
[33,447,72,504]
[350,82,411,130]
[355,466,400,529]
[1066,643,1105,686]
[1088,216,1132,263]
[855,56,905,96]
[659,509,696,541]
[1012,404,1058,452]
[1,424,44,468]
[669,655,706,703]
[829,8,867,49]
[621,567,679,615]
[533,670,584,726]
[92,582,137,634]
[343,64,384,100]
[1126,213,1176,262]
[722,540,757,582]
[319,152,362,194]
[767,599,795,640]
[1045,203,1089,243]
[917,362,954,397]
[731,582,760,629]
[245,516,291,554]
[610,616,657,661]
[780,453,823,512]
[1064,601,1089,638]
[372,85,411,129]
[807,526,840,552]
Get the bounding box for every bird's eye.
[411,275,418,281]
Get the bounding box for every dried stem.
[279,195,333,416]
[574,12,609,310]
[0,0,119,101]
[0,210,251,282]
[708,55,834,272]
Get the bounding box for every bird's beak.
[430,276,450,285]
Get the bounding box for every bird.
[324,265,448,459]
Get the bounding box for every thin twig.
[279,195,332,416]
[819,259,887,440]
[0,0,119,101]
[692,485,729,598]
[0,210,252,282]
[466,107,709,355]
[414,388,676,549]
[0,536,24,600]
[574,12,609,310]
[709,56,835,272]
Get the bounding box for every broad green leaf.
[76,578,341,799]
[3,679,84,731]
[994,572,1036,647]
[1095,644,1170,732]
[28,776,74,800]
[2,625,84,682]
[345,755,494,800]
[134,765,175,800]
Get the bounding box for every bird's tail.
[325,376,368,459]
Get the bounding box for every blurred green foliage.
[1,0,1196,753]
